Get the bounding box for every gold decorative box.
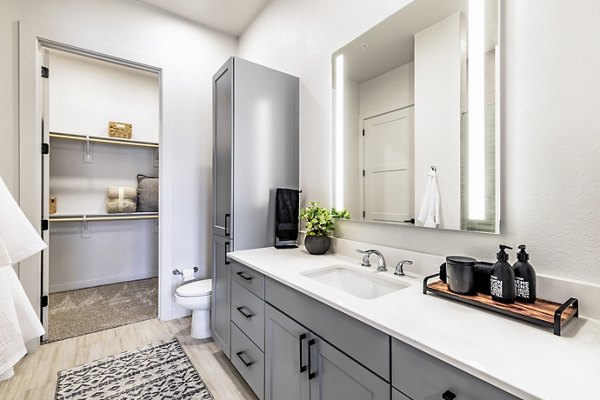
[108,121,132,139]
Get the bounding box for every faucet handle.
[356,249,372,267]
[394,260,413,276]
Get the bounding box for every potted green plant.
[299,202,350,255]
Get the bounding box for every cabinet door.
[212,58,233,237]
[309,336,389,400]
[264,305,310,400]
[392,338,520,400]
[211,235,232,357]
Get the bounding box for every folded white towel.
[417,170,440,228]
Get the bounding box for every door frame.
[18,21,172,351]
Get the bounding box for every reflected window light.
[468,0,485,220]
[334,54,344,210]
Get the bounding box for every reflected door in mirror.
[364,107,414,223]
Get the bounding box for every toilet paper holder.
[172,267,198,276]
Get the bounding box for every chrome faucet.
[394,260,413,276]
[356,249,387,272]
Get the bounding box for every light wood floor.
[0,317,258,400]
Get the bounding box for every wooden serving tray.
[423,274,578,336]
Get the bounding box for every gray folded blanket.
[107,186,137,200]
[106,199,137,213]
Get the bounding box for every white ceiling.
[334,0,476,83]
[137,0,272,36]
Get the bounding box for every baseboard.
[49,271,158,293]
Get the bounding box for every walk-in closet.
[42,49,160,342]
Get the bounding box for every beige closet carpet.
[48,278,158,342]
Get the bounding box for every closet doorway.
[40,48,161,342]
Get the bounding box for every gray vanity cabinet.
[265,304,310,400]
[393,388,411,400]
[391,338,520,400]
[211,235,231,358]
[309,337,390,400]
[265,303,388,400]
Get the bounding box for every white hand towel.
[417,170,440,228]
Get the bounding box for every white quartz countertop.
[228,247,600,400]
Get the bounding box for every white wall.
[0,0,237,319]
[414,13,463,230]
[359,62,414,116]
[49,51,160,142]
[240,0,600,284]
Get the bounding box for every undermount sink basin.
[301,264,411,299]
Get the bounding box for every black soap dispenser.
[490,245,516,303]
[513,245,537,303]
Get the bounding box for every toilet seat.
[176,279,212,297]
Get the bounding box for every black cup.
[445,256,477,294]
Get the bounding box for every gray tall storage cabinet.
[211,57,299,358]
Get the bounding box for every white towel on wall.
[417,170,440,228]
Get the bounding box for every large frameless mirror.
[332,0,500,233]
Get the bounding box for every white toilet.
[174,279,212,339]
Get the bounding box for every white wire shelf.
[49,132,159,149]
[49,212,158,223]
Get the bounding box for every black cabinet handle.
[236,351,254,367]
[307,339,317,380]
[236,271,253,281]
[224,242,230,265]
[224,213,231,237]
[299,333,307,373]
[442,390,457,400]
[236,306,253,319]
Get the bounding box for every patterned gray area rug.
[55,338,214,400]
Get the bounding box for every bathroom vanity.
[223,246,600,400]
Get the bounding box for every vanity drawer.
[231,323,265,400]
[231,280,265,350]
[391,338,519,400]
[231,261,265,299]
[265,277,390,381]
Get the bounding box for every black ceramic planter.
[304,235,331,255]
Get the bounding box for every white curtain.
[0,176,47,378]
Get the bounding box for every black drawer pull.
[224,242,230,265]
[308,338,317,380]
[299,333,307,373]
[236,271,253,281]
[236,351,254,367]
[236,306,253,319]
[224,213,231,237]
[442,390,456,400]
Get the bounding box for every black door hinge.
[41,219,49,231]
[362,169,365,177]
[42,143,49,155]
[362,211,366,218]
[41,66,49,78]
[41,295,49,308]
[362,129,365,136]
